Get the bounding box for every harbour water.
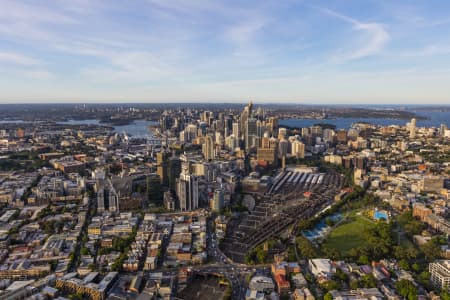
[279,110,450,129]
[57,119,157,138]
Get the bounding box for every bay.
[279,110,450,129]
[58,119,157,138]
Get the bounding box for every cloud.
[348,22,390,60]
[403,44,450,57]
[0,0,78,24]
[225,18,268,44]
[318,8,390,61]
[0,52,42,66]
[19,70,53,80]
[421,18,450,28]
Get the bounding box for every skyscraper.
[202,135,215,160]
[211,189,224,212]
[232,122,240,141]
[291,140,305,159]
[156,151,170,186]
[168,157,181,192]
[176,162,199,211]
[241,101,253,147]
[246,117,258,150]
[278,138,289,159]
[410,118,416,139]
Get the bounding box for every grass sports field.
[322,214,375,254]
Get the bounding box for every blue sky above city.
[1,0,450,104]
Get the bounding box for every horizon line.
[0,101,449,107]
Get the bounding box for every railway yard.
[221,170,346,263]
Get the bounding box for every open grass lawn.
[322,215,375,254]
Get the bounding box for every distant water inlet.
[58,119,157,139]
[279,110,450,129]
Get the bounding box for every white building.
[309,259,334,281]
[430,260,450,292]
[176,163,199,211]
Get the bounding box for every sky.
[1,0,450,104]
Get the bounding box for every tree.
[324,247,341,260]
[421,237,442,261]
[359,274,377,288]
[334,268,348,283]
[395,279,417,300]
[80,247,90,256]
[417,271,431,290]
[256,248,267,264]
[441,290,450,300]
[358,255,370,265]
[350,280,359,290]
[411,263,421,273]
[399,259,410,270]
[296,236,318,259]
[397,210,425,237]
[320,280,341,292]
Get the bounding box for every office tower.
[278,138,289,159]
[337,129,347,143]
[225,134,238,150]
[176,163,199,211]
[267,117,278,134]
[354,156,366,170]
[107,180,119,212]
[278,128,287,139]
[301,127,310,137]
[201,111,211,123]
[410,118,416,139]
[257,134,278,165]
[440,124,448,137]
[97,187,105,212]
[261,133,270,149]
[246,117,258,150]
[241,101,253,144]
[185,124,198,142]
[310,125,323,137]
[156,151,171,186]
[323,129,335,143]
[291,140,305,159]
[147,174,163,206]
[198,122,207,136]
[202,135,215,160]
[16,128,25,138]
[224,116,233,136]
[211,189,224,212]
[215,131,223,146]
[163,191,176,211]
[232,122,240,140]
[179,130,187,143]
[168,157,181,192]
[160,114,172,132]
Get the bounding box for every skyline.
[1,0,450,103]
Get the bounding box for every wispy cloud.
[225,19,268,45]
[403,44,450,57]
[0,0,449,103]
[0,52,42,66]
[0,0,78,24]
[19,70,53,80]
[318,7,390,62]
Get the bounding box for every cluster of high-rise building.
[0,103,448,299]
